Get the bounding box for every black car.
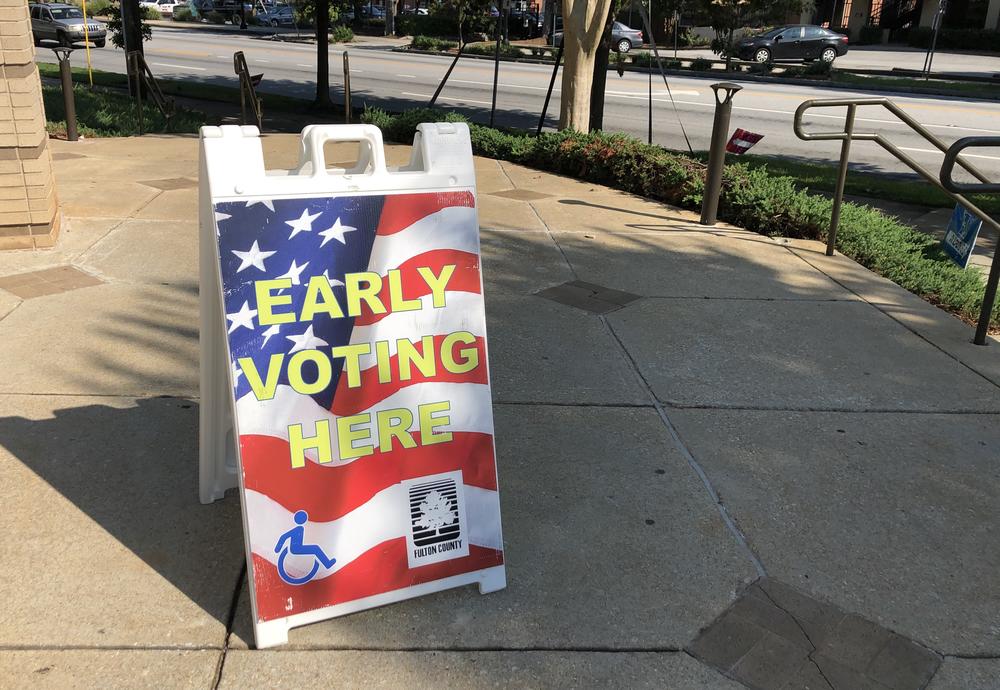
[737,25,848,64]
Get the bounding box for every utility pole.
[120,0,144,96]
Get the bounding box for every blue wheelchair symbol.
[274,510,336,585]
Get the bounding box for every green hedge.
[362,107,997,329]
[908,26,1000,52]
[329,24,354,43]
[411,35,456,51]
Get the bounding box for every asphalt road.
[36,26,1000,181]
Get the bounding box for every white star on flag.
[246,199,275,212]
[231,360,243,387]
[318,217,358,247]
[277,259,309,286]
[260,323,281,348]
[226,300,257,334]
[232,240,276,273]
[323,269,345,288]
[285,208,322,239]
[214,211,231,237]
[286,324,329,353]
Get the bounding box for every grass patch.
[37,62,322,115]
[43,83,206,136]
[736,154,1000,218]
[831,72,1000,100]
[362,106,997,330]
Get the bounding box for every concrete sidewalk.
[0,133,998,689]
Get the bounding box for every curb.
[396,46,1000,103]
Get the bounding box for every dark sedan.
[737,25,848,64]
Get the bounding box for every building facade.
[0,0,60,250]
[803,0,1000,38]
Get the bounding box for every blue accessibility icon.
[274,510,336,585]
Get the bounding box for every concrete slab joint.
[0,7,59,251]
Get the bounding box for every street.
[36,26,1000,179]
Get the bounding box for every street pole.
[700,82,741,226]
[490,13,501,127]
[343,51,352,123]
[923,0,947,79]
[53,48,78,142]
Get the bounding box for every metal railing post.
[343,51,352,124]
[795,97,1000,344]
[700,82,741,226]
[828,103,857,256]
[53,47,78,142]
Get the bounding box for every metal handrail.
[793,97,1000,345]
[234,51,263,131]
[942,137,1000,194]
[940,137,1000,345]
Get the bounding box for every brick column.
[0,0,60,250]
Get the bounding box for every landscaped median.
[362,107,998,332]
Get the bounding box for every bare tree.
[558,0,616,131]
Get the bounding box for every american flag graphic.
[213,191,504,623]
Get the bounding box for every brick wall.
[0,0,60,250]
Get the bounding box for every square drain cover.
[0,265,104,299]
[535,280,640,314]
[687,579,940,690]
[489,188,553,201]
[139,177,198,191]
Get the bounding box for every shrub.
[173,6,195,21]
[857,25,883,45]
[329,24,353,43]
[908,26,1000,52]
[689,57,713,71]
[463,41,525,59]
[360,107,999,329]
[411,35,456,51]
[69,0,112,17]
[747,61,774,74]
[206,10,226,24]
[804,60,833,77]
[145,7,162,19]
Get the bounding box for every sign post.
[199,123,506,648]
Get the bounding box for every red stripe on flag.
[252,543,504,621]
[376,192,476,236]
[331,336,487,416]
[355,249,482,327]
[240,431,498,521]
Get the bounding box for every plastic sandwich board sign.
[198,123,505,648]
[942,203,983,268]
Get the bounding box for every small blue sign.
[942,204,983,269]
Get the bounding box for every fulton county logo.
[405,473,469,567]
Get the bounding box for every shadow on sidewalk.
[0,396,245,629]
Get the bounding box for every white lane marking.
[606,88,700,97]
[899,146,1000,161]
[152,62,206,71]
[397,73,417,78]
[256,59,270,63]
[401,91,492,105]
[297,63,311,67]
[216,54,229,58]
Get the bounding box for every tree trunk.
[315,0,333,108]
[558,0,614,131]
[589,17,613,132]
[385,0,394,36]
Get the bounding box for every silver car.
[552,21,644,53]
[30,3,106,48]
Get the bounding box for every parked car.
[257,4,293,25]
[29,3,106,47]
[552,21,643,53]
[736,25,849,63]
[140,0,186,17]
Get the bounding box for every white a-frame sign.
[199,123,506,648]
